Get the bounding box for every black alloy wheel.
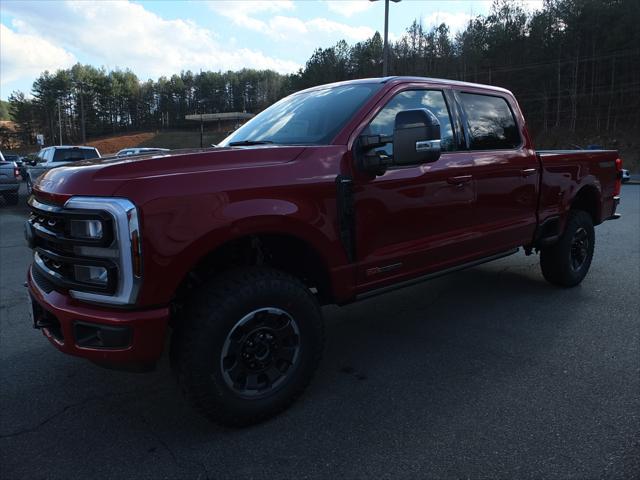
[221,307,301,398]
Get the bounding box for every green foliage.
[6,0,639,147]
[0,100,11,121]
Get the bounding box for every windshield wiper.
[228,140,275,146]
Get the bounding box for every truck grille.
[32,264,56,294]
[28,199,118,296]
[25,195,147,307]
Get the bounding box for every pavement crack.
[0,386,169,439]
[139,413,180,465]
[139,413,211,479]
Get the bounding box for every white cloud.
[0,23,77,89]
[209,0,373,42]
[325,0,373,18]
[421,11,475,34]
[208,0,295,34]
[209,0,295,16]
[306,18,374,41]
[1,0,301,85]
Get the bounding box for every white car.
[116,147,170,157]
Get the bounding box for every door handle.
[447,175,472,186]
[522,168,537,177]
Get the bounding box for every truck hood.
[33,146,307,203]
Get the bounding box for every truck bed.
[536,149,620,226]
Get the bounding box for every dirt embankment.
[85,132,156,155]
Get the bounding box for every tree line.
[5,0,639,149]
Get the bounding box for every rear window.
[459,93,521,150]
[53,148,99,162]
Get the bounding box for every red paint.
[27,77,621,366]
[27,268,169,364]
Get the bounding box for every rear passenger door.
[455,91,539,251]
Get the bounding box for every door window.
[458,93,521,150]
[363,90,455,156]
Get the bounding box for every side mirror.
[393,109,441,165]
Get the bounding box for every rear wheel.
[540,209,595,287]
[172,267,324,426]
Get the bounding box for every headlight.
[70,219,104,239]
[64,197,142,306]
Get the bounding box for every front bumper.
[27,266,169,366]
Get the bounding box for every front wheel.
[540,209,595,287]
[172,268,324,426]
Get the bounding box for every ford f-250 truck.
[24,77,623,426]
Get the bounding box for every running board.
[356,248,519,301]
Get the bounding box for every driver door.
[352,88,478,292]
[29,148,50,181]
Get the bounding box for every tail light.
[14,167,20,179]
[614,157,622,196]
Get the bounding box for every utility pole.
[57,99,63,146]
[370,0,401,77]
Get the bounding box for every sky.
[0,0,544,100]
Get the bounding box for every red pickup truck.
[25,77,623,426]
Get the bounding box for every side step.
[356,248,518,301]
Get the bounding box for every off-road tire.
[540,209,595,287]
[172,267,324,427]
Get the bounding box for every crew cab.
[26,146,100,195]
[24,77,623,426]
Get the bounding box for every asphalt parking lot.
[1,184,638,479]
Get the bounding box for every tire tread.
[173,267,324,427]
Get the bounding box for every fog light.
[70,219,103,239]
[74,265,108,285]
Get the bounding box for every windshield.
[220,83,381,146]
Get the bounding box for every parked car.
[3,152,22,165]
[0,150,21,205]
[25,146,100,195]
[116,147,170,157]
[25,77,623,426]
[1,152,27,181]
[621,168,630,183]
